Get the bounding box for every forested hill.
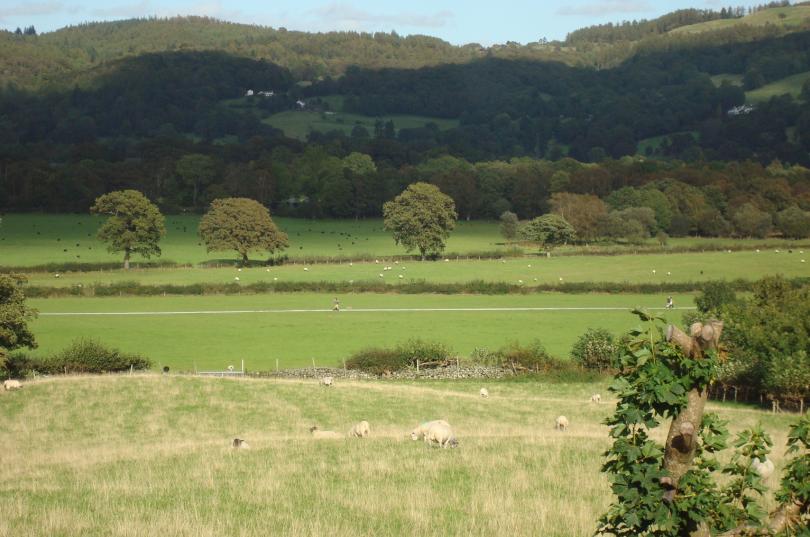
[2,4,810,90]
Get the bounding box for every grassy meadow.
[27,293,691,370]
[746,70,810,103]
[0,376,800,537]
[670,5,810,34]
[17,249,807,288]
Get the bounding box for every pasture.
[27,293,691,370]
[746,70,810,103]
[18,249,808,289]
[0,375,798,537]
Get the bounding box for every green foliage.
[3,339,151,376]
[345,338,453,374]
[495,340,566,372]
[198,198,289,263]
[694,281,738,314]
[91,190,166,269]
[520,214,576,250]
[499,211,519,240]
[570,328,616,371]
[0,273,37,362]
[598,309,723,536]
[776,206,810,239]
[732,203,773,238]
[383,182,457,259]
[775,415,810,514]
[720,277,810,402]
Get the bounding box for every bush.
[345,347,407,375]
[345,339,453,374]
[498,340,563,372]
[570,328,616,371]
[1,339,152,377]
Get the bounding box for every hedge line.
[22,277,810,298]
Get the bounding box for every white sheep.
[590,394,601,404]
[3,379,22,391]
[424,421,457,448]
[232,438,250,449]
[480,387,489,398]
[555,415,569,431]
[410,420,450,441]
[320,376,333,387]
[310,426,344,439]
[234,276,240,281]
[348,420,371,438]
[751,457,775,479]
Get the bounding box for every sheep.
[3,379,22,391]
[751,457,775,479]
[480,387,489,398]
[320,376,333,387]
[424,421,457,448]
[410,420,450,441]
[232,438,250,449]
[590,394,601,404]
[555,415,569,431]
[310,426,344,439]
[348,420,370,438]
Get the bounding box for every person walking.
[666,296,674,309]
[332,297,340,312]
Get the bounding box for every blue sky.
[0,0,768,44]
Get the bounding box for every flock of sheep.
[229,380,596,450]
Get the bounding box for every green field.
[746,70,810,103]
[263,110,459,141]
[27,293,691,370]
[710,73,744,88]
[0,376,797,536]
[19,249,808,289]
[0,214,503,267]
[670,5,810,34]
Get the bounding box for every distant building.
[296,100,306,108]
[245,89,254,97]
[728,104,755,116]
[257,91,274,97]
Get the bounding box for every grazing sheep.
[751,457,775,479]
[480,387,489,398]
[320,376,333,387]
[555,415,569,431]
[424,421,457,448]
[310,426,344,439]
[410,420,450,441]
[3,379,22,391]
[232,438,250,449]
[348,420,371,438]
[590,393,601,404]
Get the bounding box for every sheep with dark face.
[555,415,569,431]
[590,394,601,403]
[320,376,333,387]
[232,438,250,449]
[480,387,489,398]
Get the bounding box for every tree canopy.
[0,274,37,365]
[520,214,576,250]
[91,190,166,270]
[383,182,457,260]
[198,197,289,264]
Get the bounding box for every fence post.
[276,358,279,372]
[416,359,420,373]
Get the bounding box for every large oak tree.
[91,190,166,270]
[198,197,288,264]
[383,182,457,260]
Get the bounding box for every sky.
[0,0,769,44]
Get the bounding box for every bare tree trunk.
[123,249,131,270]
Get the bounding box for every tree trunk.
[123,249,131,270]
[241,253,249,266]
[664,321,723,505]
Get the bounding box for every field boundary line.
[39,306,697,316]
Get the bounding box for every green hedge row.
[2,339,152,378]
[22,277,810,298]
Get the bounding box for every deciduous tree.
[91,190,166,270]
[198,197,288,264]
[383,182,457,260]
[519,213,575,250]
[0,274,37,367]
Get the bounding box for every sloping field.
[0,376,798,536]
[746,70,810,103]
[670,6,810,34]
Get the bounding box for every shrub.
[695,280,737,314]
[570,328,616,371]
[498,340,562,372]
[396,339,453,365]
[345,347,407,375]
[1,339,153,376]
